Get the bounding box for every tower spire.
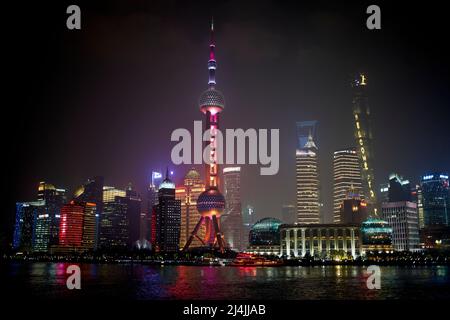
[208,17,216,86]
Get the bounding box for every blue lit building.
[247,217,282,255]
[421,173,450,226]
[360,217,393,254]
[13,201,45,252]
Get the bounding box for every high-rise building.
[154,170,181,253]
[351,73,377,210]
[13,201,45,252]
[381,201,420,251]
[296,133,320,224]
[145,171,163,242]
[74,176,104,249]
[421,173,450,226]
[221,167,244,250]
[33,182,66,251]
[333,149,363,223]
[413,184,425,229]
[243,205,255,226]
[281,205,296,224]
[176,168,205,248]
[59,201,96,252]
[184,19,226,253]
[100,186,127,249]
[99,185,141,250]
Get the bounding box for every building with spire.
[351,73,377,212]
[183,19,227,253]
[296,132,320,224]
[154,169,181,253]
[176,168,206,249]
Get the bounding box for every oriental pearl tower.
[183,19,226,253]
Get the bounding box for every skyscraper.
[73,176,104,249]
[333,149,363,223]
[100,186,128,250]
[351,73,377,210]
[176,168,205,248]
[421,173,450,226]
[13,201,45,252]
[381,201,420,251]
[34,182,66,251]
[296,133,320,224]
[146,171,163,242]
[154,170,181,253]
[59,200,96,252]
[184,19,226,253]
[339,192,368,224]
[221,167,244,251]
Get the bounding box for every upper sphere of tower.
[199,87,225,113]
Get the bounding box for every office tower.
[13,201,45,252]
[125,184,142,246]
[282,205,296,224]
[59,201,96,252]
[74,176,104,248]
[176,168,205,248]
[221,167,244,250]
[296,133,320,224]
[339,191,368,224]
[184,19,227,253]
[351,73,377,209]
[100,186,127,249]
[154,170,181,253]
[34,182,66,251]
[333,149,363,223]
[381,201,420,251]
[421,173,450,226]
[146,171,163,242]
[413,184,425,229]
[243,205,255,225]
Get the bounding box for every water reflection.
[2,263,449,300]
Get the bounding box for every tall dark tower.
[352,73,377,213]
[183,19,226,253]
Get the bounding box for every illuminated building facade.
[333,149,363,223]
[33,182,67,252]
[73,176,104,249]
[360,217,393,254]
[296,133,320,224]
[59,201,96,252]
[183,19,226,253]
[99,185,142,249]
[146,171,163,243]
[280,224,361,259]
[176,168,205,248]
[246,218,282,255]
[421,173,450,227]
[13,201,45,252]
[154,171,181,252]
[221,167,244,250]
[381,201,420,251]
[351,73,377,210]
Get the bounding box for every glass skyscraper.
[421,173,450,226]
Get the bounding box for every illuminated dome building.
[183,19,227,253]
[360,217,393,254]
[246,218,282,256]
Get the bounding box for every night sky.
[4,0,450,244]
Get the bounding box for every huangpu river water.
[1,262,450,300]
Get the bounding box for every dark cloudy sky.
[4,0,450,242]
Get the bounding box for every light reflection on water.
[2,263,449,300]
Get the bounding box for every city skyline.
[5,1,450,244]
